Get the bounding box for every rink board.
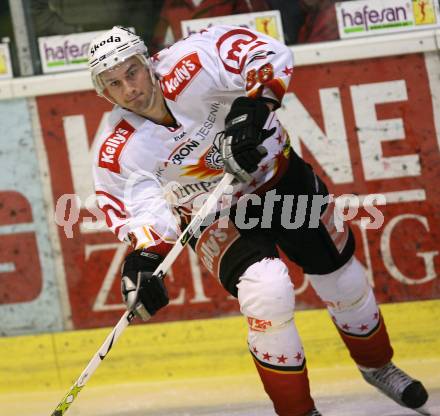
[0,29,439,335]
[0,299,439,396]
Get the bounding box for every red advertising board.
[290,53,439,304]
[0,191,43,303]
[36,53,439,329]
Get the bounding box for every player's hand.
[221,97,275,182]
[121,250,168,320]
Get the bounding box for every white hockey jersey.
[93,25,294,253]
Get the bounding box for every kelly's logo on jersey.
[98,119,135,173]
[160,52,202,101]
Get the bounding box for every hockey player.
[88,26,429,416]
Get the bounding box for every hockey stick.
[51,172,235,416]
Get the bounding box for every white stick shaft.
[153,172,235,278]
[50,172,235,415]
[51,310,134,415]
[77,310,133,386]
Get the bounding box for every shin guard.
[309,257,393,368]
[238,258,314,416]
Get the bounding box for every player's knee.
[237,258,295,324]
[308,256,370,313]
[218,233,279,298]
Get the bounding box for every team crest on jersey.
[98,119,135,173]
[160,52,202,101]
[216,28,267,74]
[182,133,224,179]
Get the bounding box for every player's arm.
[212,25,294,107]
[94,165,179,320]
[210,26,294,181]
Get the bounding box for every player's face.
[100,56,156,115]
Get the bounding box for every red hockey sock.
[337,312,393,368]
[253,355,315,416]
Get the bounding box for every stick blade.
[50,383,83,415]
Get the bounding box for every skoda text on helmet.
[88,26,156,101]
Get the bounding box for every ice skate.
[360,362,429,414]
[306,408,322,416]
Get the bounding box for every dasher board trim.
[1,29,440,100]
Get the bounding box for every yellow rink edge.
[0,299,439,395]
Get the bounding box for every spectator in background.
[268,0,344,45]
[296,0,341,43]
[151,0,270,52]
[30,0,161,42]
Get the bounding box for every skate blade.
[414,406,431,416]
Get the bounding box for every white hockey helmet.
[88,26,151,95]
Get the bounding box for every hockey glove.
[221,97,276,182]
[121,250,169,320]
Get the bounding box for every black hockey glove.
[221,97,276,182]
[121,250,169,320]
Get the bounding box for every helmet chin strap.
[142,67,157,114]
